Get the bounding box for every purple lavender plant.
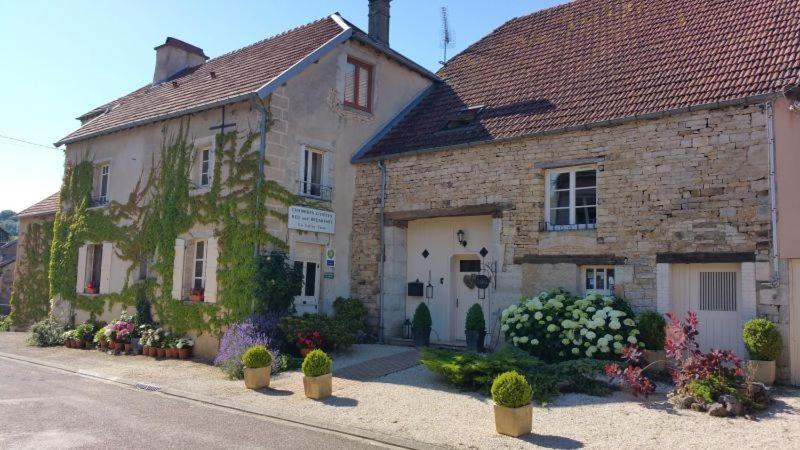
[213,317,280,379]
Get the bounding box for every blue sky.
[0,0,565,212]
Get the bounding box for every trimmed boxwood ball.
[302,349,333,377]
[242,345,272,369]
[491,371,533,408]
[743,318,783,361]
[465,303,486,332]
[638,310,666,350]
[412,302,432,329]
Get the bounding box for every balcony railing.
[297,180,333,202]
[90,195,109,208]
[539,221,597,232]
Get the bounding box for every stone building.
[350,0,800,383]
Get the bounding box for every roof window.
[444,105,484,130]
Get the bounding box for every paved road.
[0,357,391,449]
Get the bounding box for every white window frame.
[199,147,212,187]
[300,146,327,200]
[85,243,103,293]
[543,165,597,231]
[92,163,111,206]
[583,266,615,296]
[191,239,207,292]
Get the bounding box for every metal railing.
[297,180,333,201]
[539,221,597,232]
[90,195,108,207]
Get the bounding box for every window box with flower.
[189,288,205,302]
[85,282,98,295]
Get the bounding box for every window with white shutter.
[344,56,372,112]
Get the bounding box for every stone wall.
[352,103,774,320]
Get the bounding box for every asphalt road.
[0,357,391,449]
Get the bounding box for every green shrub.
[93,327,107,343]
[500,288,640,362]
[412,303,432,329]
[254,251,304,315]
[242,345,272,369]
[302,349,332,377]
[491,371,533,408]
[333,297,368,335]
[279,313,355,353]
[742,318,783,361]
[685,374,741,404]
[465,303,486,332]
[0,315,11,332]
[27,317,64,347]
[638,310,666,350]
[74,322,95,341]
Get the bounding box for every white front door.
[672,263,744,355]
[293,243,322,314]
[452,257,482,341]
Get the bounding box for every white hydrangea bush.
[500,288,642,362]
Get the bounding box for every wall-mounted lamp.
[457,229,467,247]
[425,282,434,299]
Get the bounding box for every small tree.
[253,251,304,315]
[465,303,486,332]
[412,303,432,329]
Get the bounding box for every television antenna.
[439,7,455,66]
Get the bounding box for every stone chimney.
[368,0,391,46]
[153,37,208,84]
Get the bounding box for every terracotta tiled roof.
[56,16,346,145]
[16,193,59,218]
[360,0,800,159]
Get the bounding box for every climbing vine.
[8,221,54,327]
[41,98,315,335]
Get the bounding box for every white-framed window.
[192,240,206,291]
[85,243,103,293]
[344,56,373,112]
[199,148,211,187]
[300,147,329,200]
[544,167,597,231]
[584,266,615,295]
[93,163,110,206]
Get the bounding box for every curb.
[0,351,446,450]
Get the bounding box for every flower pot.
[149,347,158,357]
[64,340,70,348]
[114,342,124,353]
[178,348,190,359]
[300,348,312,358]
[494,404,532,437]
[75,339,85,349]
[84,340,94,349]
[100,340,108,349]
[124,343,132,354]
[243,367,271,389]
[465,330,487,352]
[189,294,204,302]
[748,360,776,385]
[168,348,179,358]
[643,349,667,373]
[156,348,166,358]
[412,327,431,347]
[303,373,333,400]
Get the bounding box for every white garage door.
[671,263,745,356]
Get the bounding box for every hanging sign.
[288,206,335,234]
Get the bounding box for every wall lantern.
[402,319,412,339]
[425,281,434,299]
[457,229,467,247]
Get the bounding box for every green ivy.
[9,221,54,327]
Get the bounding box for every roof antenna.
[439,6,454,66]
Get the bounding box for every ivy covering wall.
[8,221,54,327]
[37,104,314,334]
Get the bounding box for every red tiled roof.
[16,193,59,218]
[56,17,346,145]
[360,0,800,159]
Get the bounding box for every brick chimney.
[368,0,391,46]
[153,37,208,84]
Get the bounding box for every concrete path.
[0,357,388,450]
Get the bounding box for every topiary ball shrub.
[26,317,65,347]
[743,318,783,361]
[412,302,432,329]
[242,345,272,369]
[465,303,486,332]
[302,349,333,377]
[638,310,666,350]
[491,370,533,408]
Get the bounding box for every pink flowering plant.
[104,313,136,343]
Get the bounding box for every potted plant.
[491,371,533,437]
[297,330,323,357]
[62,330,73,348]
[242,345,272,389]
[167,336,179,358]
[301,349,333,399]
[189,288,204,302]
[743,317,783,385]
[176,338,194,359]
[638,310,667,372]
[411,303,432,347]
[85,282,98,294]
[94,327,107,350]
[156,339,167,358]
[465,303,487,352]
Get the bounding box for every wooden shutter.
[76,245,87,294]
[100,242,113,294]
[357,66,369,107]
[171,238,186,299]
[344,62,356,103]
[205,237,219,303]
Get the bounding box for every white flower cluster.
[500,289,641,360]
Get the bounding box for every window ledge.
[81,293,102,297]
[87,203,109,211]
[190,186,211,197]
[539,224,598,233]
[342,104,373,118]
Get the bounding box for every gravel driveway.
[2,332,798,449]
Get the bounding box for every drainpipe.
[766,102,780,287]
[251,95,270,312]
[377,160,387,343]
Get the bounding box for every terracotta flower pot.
[114,342,124,353]
[64,340,70,348]
[150,347,157,357]
[100,340,108,349]
[76,339,85,349]
[156,347,166,358]
[124,343,132,353]
[178,348,190,359]
[170,348,179,358]
[494,404,532,437]
[303,373,332,400]
[244,367,271,389]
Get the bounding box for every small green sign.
[323,272,334,279]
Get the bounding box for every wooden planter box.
[303,373,332,399]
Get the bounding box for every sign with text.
[288,206,335,234]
